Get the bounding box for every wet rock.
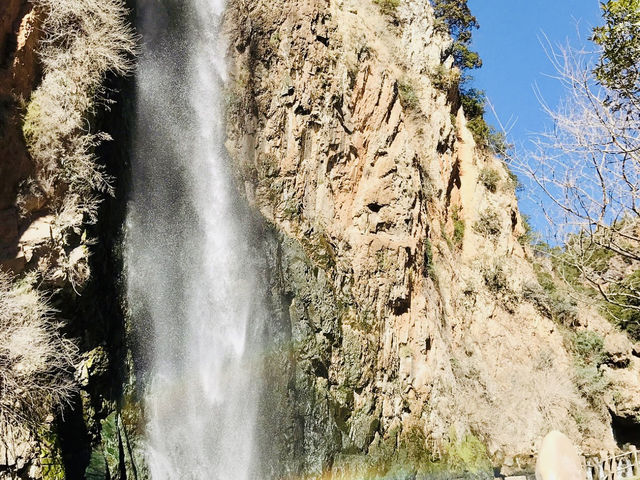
[78,346,110,388]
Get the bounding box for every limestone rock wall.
[223,0,638,476]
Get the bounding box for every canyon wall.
[223,0,640,477]
[0,2,143,479]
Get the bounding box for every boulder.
[604,332,633,368]
[535,431,584,480]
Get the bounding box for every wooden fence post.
[604,455,612,480]
[630,446,639,478]
[585,459,595,480]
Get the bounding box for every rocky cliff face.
[0,2,142,479]
[223,0,640,476]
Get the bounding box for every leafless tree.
[511,38,640,313]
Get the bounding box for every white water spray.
[126,1,262,478]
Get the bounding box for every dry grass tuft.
[0,272,79,431]
[21,0,137,228]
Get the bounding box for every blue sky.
[467,0,603,232]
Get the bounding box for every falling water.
[125,1,262,478]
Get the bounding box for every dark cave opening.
[611,411,640,447]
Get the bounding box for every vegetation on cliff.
[0,0,136,475]
[428,0,514,160]
[0,272,78,431]
[431,0,481,70]
[21,0,136,229]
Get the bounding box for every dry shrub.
[373,0,400,17]
[478,167,500,193]
[0,272,79,430]
[473,208,502,238]
[21,0,136,226]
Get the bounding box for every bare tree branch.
[507,38,640,316]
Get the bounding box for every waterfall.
[125,1,262,478]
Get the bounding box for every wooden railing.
[586,448,640,480]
